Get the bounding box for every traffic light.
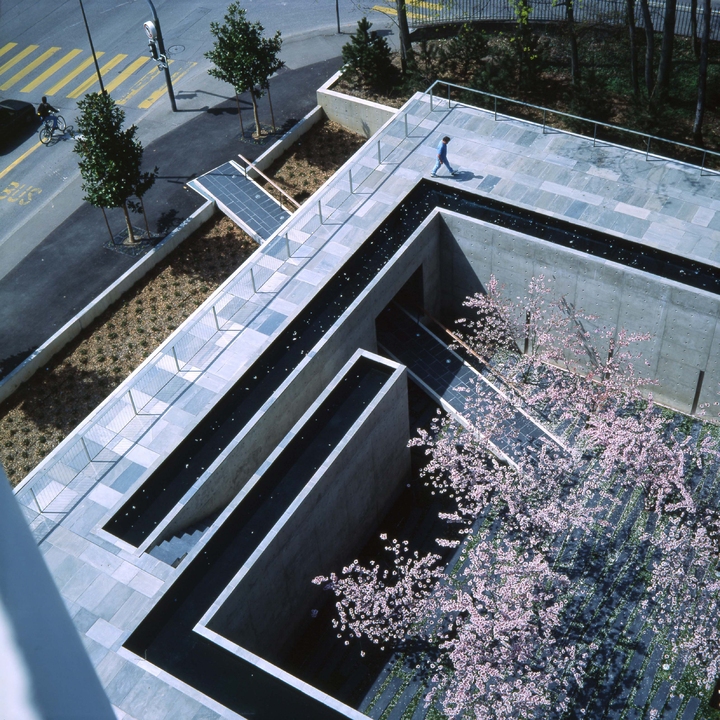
[148,40,160,61]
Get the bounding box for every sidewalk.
[0,57,342,380]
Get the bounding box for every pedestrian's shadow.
[432,171,478,183]
[451,170,477,183]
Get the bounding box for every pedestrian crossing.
[0,42,196,109]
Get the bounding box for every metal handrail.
[237,153,301,209]
[426,79,720,175]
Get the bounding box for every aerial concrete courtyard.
[10,87,720,719]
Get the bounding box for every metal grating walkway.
[188,160,291,243]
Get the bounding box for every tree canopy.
[205,3,284,136]
[74,92,156,243]
[317,277,720,718]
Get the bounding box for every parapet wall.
[202,351,409,662]
[439,210,720,414]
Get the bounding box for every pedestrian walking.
[431,136,458,177]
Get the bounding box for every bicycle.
[38,112,66,145]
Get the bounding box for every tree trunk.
[691,0,699,57]
[692,0,711,143]
[567,0,581,84]
[639,0,654,94]
[396,0,412,74]
[140,197,151,237]
[235,92,245,138]
[100,206,113,244]
[654,0,677,97]
[122,202,136,243]
[627,0,640,97]
[250,90,262,137]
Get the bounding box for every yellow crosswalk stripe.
[67,54,126,98]
[0,42,18,60]
[138,61,196,109]
[116,61,168,106]
[104,56,150,93]
[21,48,83,93]
[45,53,104,95]
[373,4,397,15]
[1,47,61,91]
[0,45,39,78]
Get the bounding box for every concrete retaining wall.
[317,70,397,138]
[439,210,720,414]
[201,351,409,661]
[147,211,443,544]
[0,200,217,406]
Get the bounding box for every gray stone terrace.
[13,91,720,720]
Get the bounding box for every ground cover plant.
[0,119,364,488]
[316,277,720,718]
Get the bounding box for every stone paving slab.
[13,91,720,720]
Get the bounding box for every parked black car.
[0,99,38,141]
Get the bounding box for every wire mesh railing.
[398,0,720,40]
[427,79,720,174]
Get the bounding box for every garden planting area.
[300,283,720,720]
[0,121,364,487]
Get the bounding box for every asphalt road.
[0,0,393,278]
[0,55,343,378]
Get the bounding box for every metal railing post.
[542,109,546,134]
[318,199,323,224]
[404,113,408,137]
[212,305,221,331]
[447,83,451,108]
[285,233,292,257]
[377,140,382,164]
[128,390,139,415]
[80,437,92,462]
[593,123,598,146]
[646,137,651,160]
[701,151,707,175]
[348,169,353,194]
[172,346,181,372]
[430,86,433,111]
[30,488,42,513]
[250,268,257,293]
[494,96,497,120]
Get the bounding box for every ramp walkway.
[188,160,293,244]
[376,303,563,463]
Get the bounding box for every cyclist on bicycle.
[37,97,58,131]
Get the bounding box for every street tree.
[316,276,720,718]
[74,92,157,243]
[205,3,284,137]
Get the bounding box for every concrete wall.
[0,465,114,720]
[201,351,410,662]
[0,200,217,406]
[438,210,720,413]
[148,211,442,545]
[317,71,397,138]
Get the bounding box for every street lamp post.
[78,0,105,93]
[144,0,177,111]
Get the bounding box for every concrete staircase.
[148,518,214,567]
